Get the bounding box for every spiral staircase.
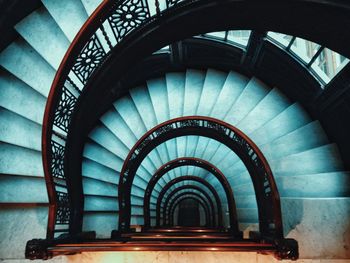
[0,0,350,262]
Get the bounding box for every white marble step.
[0,175,47,203]
[113,95,163,176]
[82,141,150,189]
[233,170,350,198]
[85,195,153,212]
[0,108,41,151]
[129,83,172,176]
[148,77,175,173]
[223,120,330,176]
[84,195,118,211]
[192,69,227,175]
[271,143,344,176]
[230,143,344,187]
[83,212,117,238]
[83,177,117,197]
[81,0,102,15]
[167,72,187,177]
[15,6,70,69]
[41,0,88,42]
[183,70,203,116]
[196,71,248,173]
[0,38,55,97]
[89,122,130,162]
[87,127,161,189]
[237,87,291,134]
[82,158,119,185]
[83,140,124,172]
[0,71,46,125]
[0,207,48,258]
[237,208,258,223]
[199,76,273,172]
[197,69,227,116]
[211,70,249,119]
[224,77,271,125]
[0,143,43,176]
[88,123,157,186]
[250,102,311,146]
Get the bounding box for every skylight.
[267,32,349,86]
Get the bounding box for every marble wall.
[0,198,349,262]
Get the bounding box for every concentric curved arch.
[118,116,282,238]
[143,157,235,228]
[168,195,211,227]
[162,185,217,227]
[155,175,223,228]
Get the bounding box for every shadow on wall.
[282,198,350,258]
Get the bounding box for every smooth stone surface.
[0,207,48,259]
[282,198,350,258]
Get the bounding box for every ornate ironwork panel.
[55,192,70,225]
[72,34,106,85]
[51,141,65,180]
[166,0,184,8]
[108,0,150,42]
[53,87,77,133]
[119,117,282,238]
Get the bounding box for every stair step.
[83,177,117,197]
[83,140,124,171]
[211,71,249,119]
[197,69,227,116]
[0,207,48,258]
[183,69,203,170]
[237,208,258,223]
[0,71,46,125]
[85,195,118,211]
[0,38,55,97]
[0,108,41,151]
[237,87,291,134]
[15,6,70,69]
[225,77,270,125]
[82,158,119,185]
[41,0,88,42]
[0,143,43,176]
[250,103,311,146]
[271,144,344,176]
[83,212,117,238]
[0,175,47,203]
[89,123,155,172]
[233,171,350,198]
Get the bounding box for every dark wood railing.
[42,0,186,239]
[33,0,301,260]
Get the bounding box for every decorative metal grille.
[53,87,77,133]
[72,34,106,85]
[55,192,70,224]
[108,0,149,42]
[51,141,65,180]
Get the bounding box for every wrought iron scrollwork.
[53,87,77,133]
[119,117,282,238]
[72,34,106,85]
[108,0,150,42]
[51,142,65,180]
[56,192,70,224]
[45,0,192,240]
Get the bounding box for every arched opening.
[155,176,221,228]
[143,157,235,228]
[173,197,206,227]
[118,116,282,238]
[162,185,217,227]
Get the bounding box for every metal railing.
[42,0,185,239]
